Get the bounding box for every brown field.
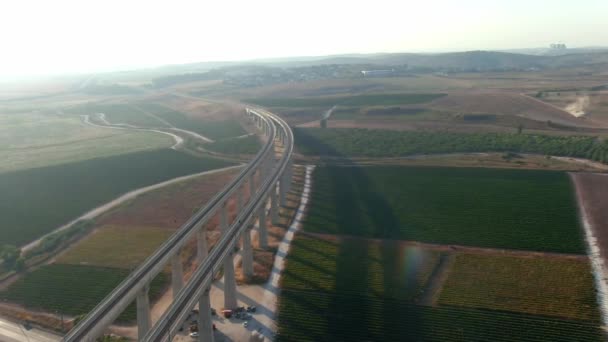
[428,92,595,127]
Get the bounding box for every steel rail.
[63,111,276,342]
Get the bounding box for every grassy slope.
[304,166,585,253]
[0,149,232,246]
[204,135,261,154]
[66,103,166,127]
[0,264,167,323]
[56,225,175,269]
[439,254,600,321]
[137,103,246,140]
[0,113,173,173]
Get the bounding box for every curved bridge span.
[63,108,294,342]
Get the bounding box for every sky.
[0,0,607,77]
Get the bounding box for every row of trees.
[294,128,608,163]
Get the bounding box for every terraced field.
[438,254,600,321]
[304,166,585,253]
[0,264,167,323]
[0,149,232,246]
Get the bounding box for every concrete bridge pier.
[223,254,238,309]
[220,203,228,232]
[198,288,214,342]
[270,184,279,224]
[237,185,244,212]
[197,228,208,262]
[241,227,254,277]
[249,173,256,200]
[257,204,268,249]
[136,284,151,341]
[171,254,183,299]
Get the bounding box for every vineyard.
[438,254,600,321]
[0,149,232,246]
[0,264,168,323]
[281,235,440,300]
[276,290,603,342]
[56,225,175,269]
[303,166,585,253]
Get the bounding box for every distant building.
[550,43,567,49]
[361,69,394,77]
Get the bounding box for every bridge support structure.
[136,284,151,341]
[198,288,214,342]
[171,254,183,299]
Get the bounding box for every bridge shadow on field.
[281,129,425,341]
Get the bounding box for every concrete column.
[270,183,279,224]
[257,203,268,249]
[136,285,151,341]
[171,254,183,299]
[241,229,254,278]
[220,203,228,232]
[197,228,208,262]
[223,255,238,309]
[285,160,293,193]
[198,288,214,342]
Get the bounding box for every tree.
[517,123,524,134]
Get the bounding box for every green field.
[56,225,175,269]
[0,149,232,246]
[0,113,173,173]
[137,103,246,140]
[0,264,167,322]
[277,290,603,342]
[66,103,166,127]
[294,128,608,163]
[245,93,445,108]
[304,166,585,253]
[281,235,439,301]
[438,254,600,321]
[204,135,260,154]
[277,235,603,341]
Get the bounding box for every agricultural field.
[0,112,173,173]
[204,135,260,154]
[245,93,445,108]
[0,264,168,323]
[136,103,247,140]
[277,291,603,342]
[294,128,608,163]
[281,235,440,300]
[303,166,585,253]
[56,225,175,269]
[0,149,232,246]
[65,103,166,127]
[277,235,603,341]
[438,253,600,321]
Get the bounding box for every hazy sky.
[0,0,606,77]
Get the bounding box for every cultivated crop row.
[276,290,603,342]
[281,235,439,300]
[303,166,585,254]
[439,253,600,321]
[0,264,168,322]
